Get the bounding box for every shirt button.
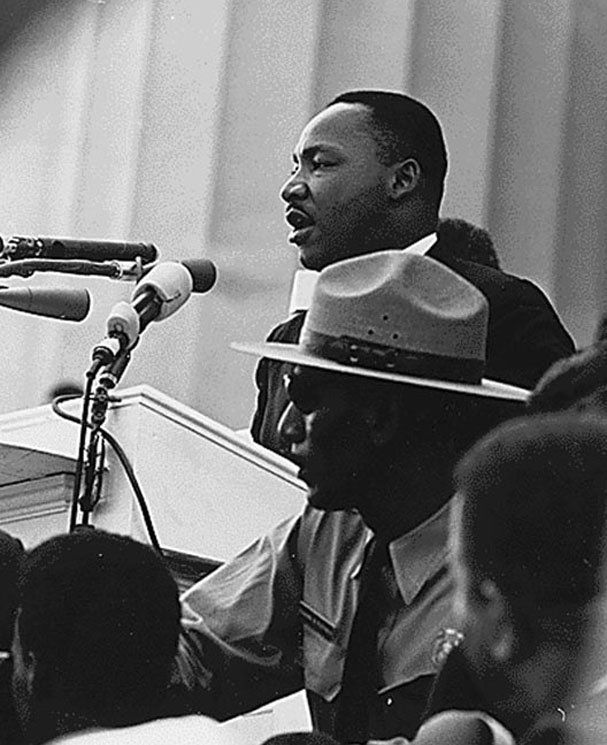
[385,696,393,707]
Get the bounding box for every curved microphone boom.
[0,286,90,321]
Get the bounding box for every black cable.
[52,393,163,554]
[92,435,106,509]
[68,377,94,532]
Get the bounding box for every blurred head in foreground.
[12,529,180,744]
[450,413,607,740]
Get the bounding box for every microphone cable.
[67,379,94,533]
[51,393,163,555]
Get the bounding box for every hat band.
[303,330,485,384]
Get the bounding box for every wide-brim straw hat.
[234,251,529,402]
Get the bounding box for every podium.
[0,385,311,740]
[0,384,305,559]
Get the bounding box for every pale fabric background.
[0,0,605,428]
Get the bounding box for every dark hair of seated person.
[424,413,607,742]
[15,528,181,745]
[0,530,24,745]
[262,732,341,745]
[434,217,501,270]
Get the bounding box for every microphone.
[1,236,158,264]
[0,286,90,321]
[101,258,216,352]
[140,258,217,294]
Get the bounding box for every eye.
[284,373,317,415]
[310,158,333,171]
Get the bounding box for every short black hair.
[327,90,448,204]
[18,529,181,735]
[456,413,607,606]
[435,218,501,270]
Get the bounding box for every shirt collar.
[404,232,438,256]
[388,499,451,605]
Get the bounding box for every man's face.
[448,495,581,726]
[280,103,394,270]
[278,366,379,511]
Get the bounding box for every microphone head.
[133,262,193,321]
[0,286,91,321]
[181,258,217,294]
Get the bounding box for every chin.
[298,247,326,272]
[306,484,356,512]
[298,239,347,272]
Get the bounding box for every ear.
[12,615,37,696]
[24,650,36,694]
[389,157,421,200]
[361,394,402,447]
[478,579,517,663]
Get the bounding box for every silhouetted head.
[451,413,607,737]
[13,529,180,744]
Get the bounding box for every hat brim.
[233,341,530,402]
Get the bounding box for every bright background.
[0,0,605,427]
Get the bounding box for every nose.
[277,402,306,454]
[280,170,308,203]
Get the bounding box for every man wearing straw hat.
[178,250,527,742]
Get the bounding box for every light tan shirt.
[178,502,454,721]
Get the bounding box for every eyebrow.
[292,144,341,163]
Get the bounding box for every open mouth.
[285,207,314,230]
[285,208,315,244]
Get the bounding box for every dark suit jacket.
[251,242,576,453]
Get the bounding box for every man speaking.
[252,90,574,453]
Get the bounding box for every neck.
[371,207,437,253]
[396,208,439,249]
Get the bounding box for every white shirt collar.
[404,232,438,256]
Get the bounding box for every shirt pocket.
[299,599,345,701]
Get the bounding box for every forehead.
[294,103,380,157]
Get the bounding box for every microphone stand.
[70,338,133,531]
[0,258,145,281]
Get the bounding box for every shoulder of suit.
[265,309,307,343]
[434,255,550,304]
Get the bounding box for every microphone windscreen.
[0,287,91,321]
[181,258,217,294]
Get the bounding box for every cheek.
[311,411,371,469]
[319,174,383,217]
[11,657,32,728]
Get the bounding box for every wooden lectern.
[0,385,311,739]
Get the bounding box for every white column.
[408,0,503,225]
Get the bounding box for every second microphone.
[106,258,217,351]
